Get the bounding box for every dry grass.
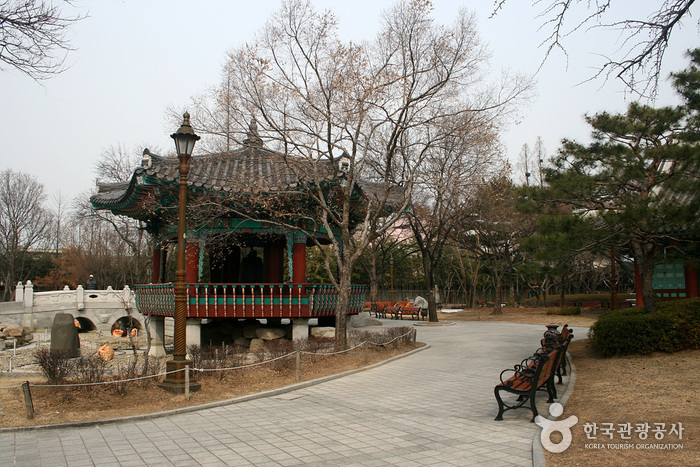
[0,340,421,429]
[545,339,699,466]
[2,306,698,467]
[443,305,699,466]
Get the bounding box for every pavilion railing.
[133,283,367,319]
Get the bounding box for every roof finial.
[243,117,263,147]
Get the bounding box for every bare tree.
[0,0,83,79]
[74,145,155,287]
[517,143,531,186]
[459,177,535,314]
[493,0,698,96]
[182,0,529,349]
[532,136,546,188]
[0,169,52,300]
[408,114,504,321]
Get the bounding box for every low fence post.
[295,348,301,381]
[22,381,34,419]
[185,365,190,401]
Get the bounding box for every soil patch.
[439,305,600,327]
[0,331,421,429]
[545,339,699,466]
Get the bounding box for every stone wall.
[0,281,139,332]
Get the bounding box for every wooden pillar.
[686,264,699,298]
[152,241,162,283]
[292,233,307,283]
[265,238,284,283]
[634,261,644,307]
[185,241,200,284]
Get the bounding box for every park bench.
[395,305,423,320]
[368,302,392,318]
[541,324,574,384]
[494,346,561,422]
[381,305,401,319]
[392,301,422,320]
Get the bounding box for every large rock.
[234,337,251,348]
[255,327,286,340]
[249,338,264,353]
[310,327,336,339]
[350,312,382,328]
[243,324,259,339]
[50,313,80,357]
[0,323,34,345]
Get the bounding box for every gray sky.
[1,0,697,204]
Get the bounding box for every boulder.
[50,313,80,358]
[310,327,336,339]
[0,324,33,345]
[249,338,264,353]
[255,327,286,340]
[350,312,382,328]
[243,324,259,339]
[234,337,251,348]
[97,344,114,361]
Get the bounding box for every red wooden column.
[185,241,200,284]
[686,264,699,298]
[265,239,284,283]
[152,241,162,283]
[634,261,644,307]
[292,233,307,283]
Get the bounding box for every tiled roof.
[91,144,336,207]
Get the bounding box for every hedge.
[547,306,581,316]
[522,293,632,307]
[588,298,700,356]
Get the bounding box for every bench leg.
[494,387,506,421]
[547,379,557,402]
[529,393,538,422]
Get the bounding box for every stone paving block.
[0,321,581,466]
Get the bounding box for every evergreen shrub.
[589,298,700,356]
[547,306,581,316]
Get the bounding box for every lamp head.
[171,112,200,157]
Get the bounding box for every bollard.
[13,339,17,356]
[185,365,190,401]
[8,356,13,373]
[22,381,34,419]
[295,348,301,381]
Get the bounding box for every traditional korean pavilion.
[91,121,375,348]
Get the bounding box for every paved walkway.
[1,320,581,466]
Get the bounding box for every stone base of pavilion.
[146,313,381,357]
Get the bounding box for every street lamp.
[160,112,201,394]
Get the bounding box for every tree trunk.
[560,285,565,308]
[335,264,351,351]
[421,255,439,322]
[631,239,658,313]
[492,273,503,315]
[368,252,378,303]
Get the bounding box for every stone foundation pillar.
[15,282,23,302]
[292,318,309,341]
[148,315,166,357]
[186,318,201,349]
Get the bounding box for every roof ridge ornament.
[243,117,263,148]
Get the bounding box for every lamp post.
[159,112,201,394]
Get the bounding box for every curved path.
[1,320,580,466]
